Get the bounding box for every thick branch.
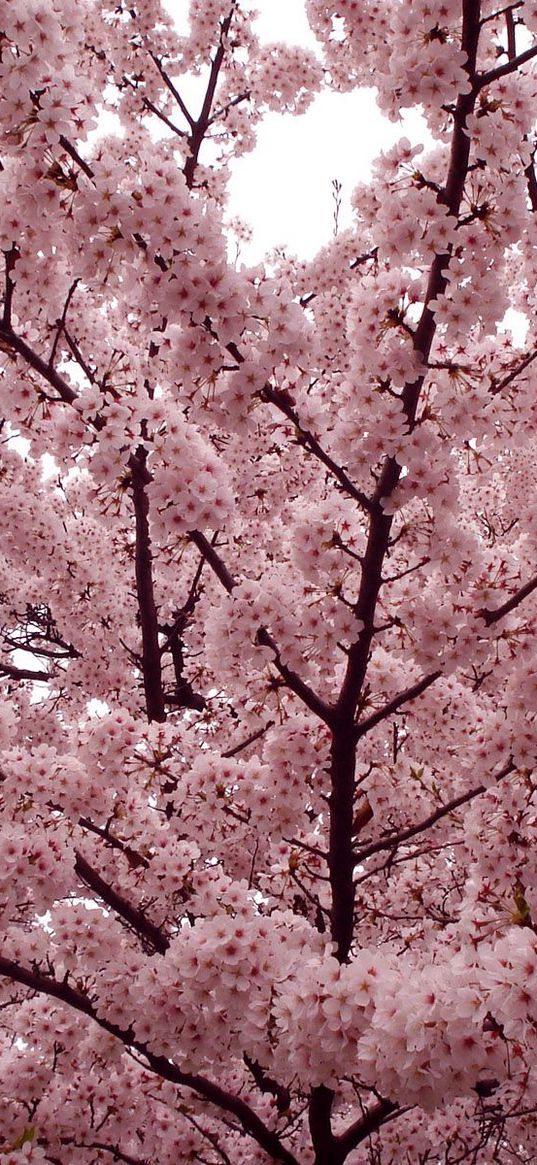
[2,246,18,326]
[131,449,166,723]
[0,321,79,406]
[505,5,517,58]
[58,135,95,179]
[0,660,50,683]
[525,154,537,212]
[0,317,109,438]
[476,42,537,88]
[309,1085,338,1165]
[331,17,482,840]
[325,0,482,968]
[327,727,357,962]
[78,816,150,867]
[336,1098,398,1156]
[243,1054,291,1114]
[188,531,236,593]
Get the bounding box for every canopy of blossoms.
[2,1,537,1163]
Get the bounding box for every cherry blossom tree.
[2,0,537,1161]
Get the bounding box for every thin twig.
[49,280,80,368]
[147,52,195,128]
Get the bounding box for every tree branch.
[190,532,335,725]
[505,5,517,58]
[0,321,79,406]
[0,660,50,683]
[130,449,166,723]
[353,760,514,865]
[78,816,150,868]
[479,2,522,26]
[3,246,18,326]
[0,957,300,1165]
[243,1054,291,1114]
[142,95,188,139]
[479,573,537,626]
[147,52,195,129]
[74,851,169,955]
[336,1098,398,1156]
[489,348,537,394]
[476,42,537,88]
[256,627,335,726]
[61,1140,148,1165]
[188,531,236,594]
[525,153,537,212]
[48,279,80,368]
[183,5,237,188]
[222,720,276,759]
[58,135,95,179]
[324,0,482,966]
[308,1084,338,1165]
[258,384,373,515]
[355,671,441,739]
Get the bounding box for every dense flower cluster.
[2,1,537,1163]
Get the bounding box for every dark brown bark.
[353,760,514,866]
[309,1085,341,1165]
[0,321,79,405]
[309,6,483,1155]
[183,6,237,189]
[480,572,537,626]
[326,0,482,967]
[130,448,166,723]
[327,730,357,964]
[74,851,169,954]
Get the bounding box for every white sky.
[229,92,427,261]
[234,0,526,341]
[160,0,430,262]
[227,0,428,261]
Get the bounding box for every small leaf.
[12,1127,35,1150]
